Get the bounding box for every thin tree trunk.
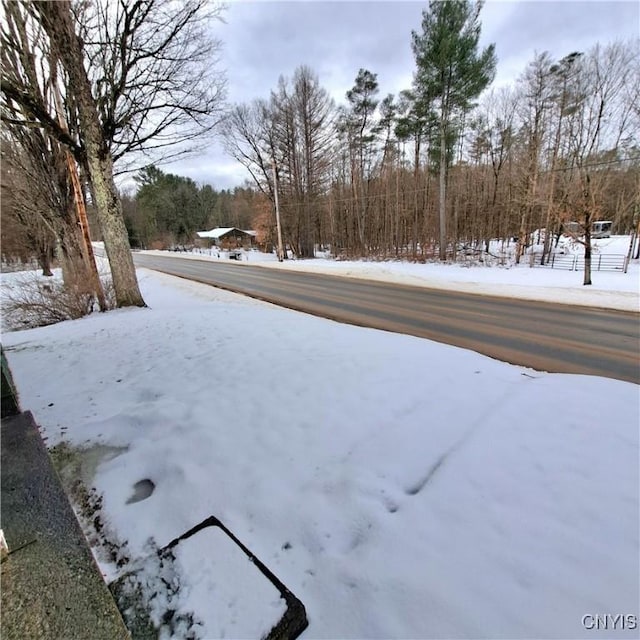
[583,225,592,285]
[583,175,592,286]
[38,245,53,276]
[439,124,447,261]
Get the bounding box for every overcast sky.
[163,0,640,191]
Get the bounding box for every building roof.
[196,227,257,239]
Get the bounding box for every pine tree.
[344,69,380,250]
[411,0,496,260]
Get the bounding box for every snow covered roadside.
[138,243,639,312]
[2,267,638,639]
[251,256,640,312]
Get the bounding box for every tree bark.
[583,176,593,286]
[35,1,144,307]
[38,245,53,276]
[583,224,592,285]
[56,220,91,289]
[439,123,447,261]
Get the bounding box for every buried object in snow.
[111,515,308,640]
[163,516,309,640]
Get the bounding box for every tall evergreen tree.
[412,0,496,259]
[344,68,380,249]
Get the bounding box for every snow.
[169,527,286,638]
[1,262,638,639]
[196,227,256,239]
[140,234,639,312]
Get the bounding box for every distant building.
[196,227,257,249]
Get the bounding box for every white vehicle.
[591,220,612,238]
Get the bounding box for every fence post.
[623,255,629,273]
[598,254,602,271]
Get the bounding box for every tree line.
[2,0,639,306]
[223,1,639,284]
[121,166,260,249]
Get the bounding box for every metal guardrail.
[529,253,628,272]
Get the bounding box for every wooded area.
[223,26,639,279]
[2,0,639,299]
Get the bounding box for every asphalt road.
[132,253,640,384]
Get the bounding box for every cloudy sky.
[163,0,640,191]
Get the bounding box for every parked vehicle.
[591,221,612,239]
[563,221,612,239]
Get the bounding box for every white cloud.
[166,0,640,190]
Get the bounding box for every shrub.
[1,271,116,330]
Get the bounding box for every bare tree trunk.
[35,0,145,308]
[38,244,53,276]
[56,219,91,288]
[583,175,593,286]
[515,212,527,264]
[583,224,592,285]
[439,124,447,261]
[84,123,144,306]
[64,145,108,309]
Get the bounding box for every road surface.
[131,253,639,384]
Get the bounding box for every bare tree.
[1,127,91,286]
[558,41,638,284]
[223,67,335,258]
[1,0,226,307]
[0,143,56,275]
[75,0,226,172]
[272,67,334,257]
[514,52,554,262]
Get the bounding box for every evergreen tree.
[411,0,497,259]
[134,166,209,246]
[343,69,380,249]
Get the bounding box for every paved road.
[132,253,639,384]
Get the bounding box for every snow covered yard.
[1,267,638,639]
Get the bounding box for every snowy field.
[140,234,639,312]
[1,262,638,639]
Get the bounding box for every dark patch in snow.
[405,450,452,496]
[126,479,156,504]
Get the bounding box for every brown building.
[196,227,257,249]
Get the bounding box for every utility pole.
[272,157,285,262]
